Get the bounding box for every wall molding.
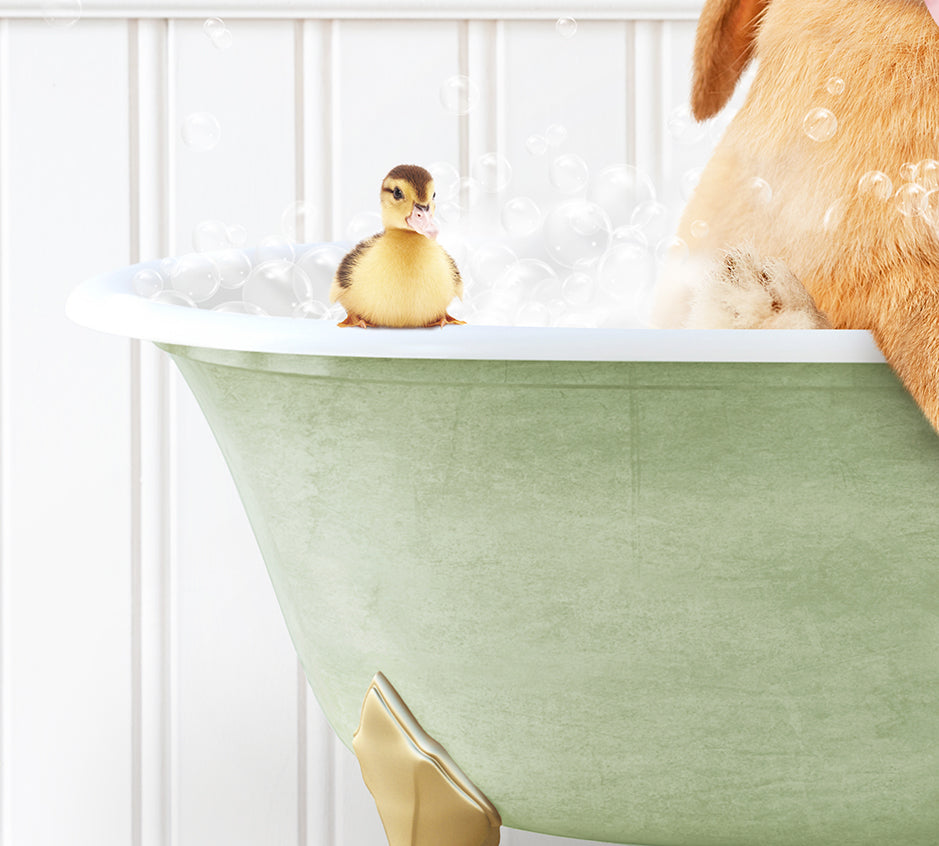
[0,1,704,21]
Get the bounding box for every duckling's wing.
[330,234,381,303]
[442,247,463,300]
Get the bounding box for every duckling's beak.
[405,203,439,239]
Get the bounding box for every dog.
[652,0,939,429]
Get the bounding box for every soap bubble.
[256,235,296,264]
[436,201,462,225]
[515,301,552,326]
[802,107,837,142]
[655,236,690,265]
[690,219,710,239]
[428,161,462,202]
[589,164,656,228]
[823,197,848,231]
[680,167,703,202]
[921,191,939,226]
[296,243,345,299]
[457,177,483,211]
[543,200,612,268]
[630,200,670,241]
[226,224,247,247]
[213,301,267,315]
[899,162,917,183]
[203,17,232,49]
[345,211,382,241]
[747,177,773,206]
[501,260,558,298]
[501,197,542,237]
[193,219,236,253]
[825,76,845,95]
[214,249,253,289]
[561,271,597,306]
[440,75,480,115]
[895,183,926,217]
[242,259,313,316]
[472,153,512,193]
[667,105,707,146]
[858,171,893,201]
[598,241,656,306]
[292,299,333,319]
[151,290,197,308]
[526,134,548,156]
[916,159,939,191]
[550,154,589,194]
[612,225,648,248]
[170,254,221,303]
[281,200,318,242]
[556,17,578,38]
[470,244,518,288]
[132,268,164,298]
[545,124,568,147]
[42,0,82,27]
[181,112,221,151]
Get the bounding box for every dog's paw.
[685,247,831,329]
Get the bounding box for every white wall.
[0,3,740,845]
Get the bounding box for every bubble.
[470,244,518,288]
[747,177,773,206]
[226,224,247,247]
[292,299,333,319]
[281,200,318,243]
[612,225,648,248]
[296,243,346,300]
[440,75,479,116]
[825,76,845,95]
[41,0,82,27]
[213,301,267,316]
[899,162,917,183]
[515,301,552,326]
[542,200,613,268]
[823,197,848,231]
[170,254,221,303]
[242,259,313,316]
[214,249,253,290]
[545,124,568,147]
[427,161,462,202]
[345,211,382,241]
[549,154,589,194]
[502,259,558,295]
[458,177,483,211]
[501,197,542,237]
[526,134,548,156]
[680,167,703,202]
[203,17,232,49]
[556,17,578,38]
[472,153,512,193]
[193,219,235,253]
[256,235,296,264]
[151,290,197,308]
[916,159,939,191]
[802,107,838,142]
[436,201,462,225]
[598,242,657,311]
[655,236,689,265]
[895,183,926,217]
[667,104,708,146]
[132,268,164,298]
[922,191,939,226]
[690,219,710,239]
[181,112,221,151]
[630,201,670,241]
[561,271,597,306]
[588,164,656,228]
[858,171,893,201]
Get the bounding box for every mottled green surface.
[163,344,939,846]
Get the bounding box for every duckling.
[330,164,465,328]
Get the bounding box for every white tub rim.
[66,251,887,364]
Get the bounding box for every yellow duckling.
[331,164,465,328]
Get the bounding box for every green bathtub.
[69,257,939,846]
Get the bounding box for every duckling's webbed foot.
[337,313,378,328]
[426,313,466,328]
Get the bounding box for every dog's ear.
[691,0,770,120]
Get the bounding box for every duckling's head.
[380,164,438,239]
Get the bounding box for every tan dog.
[653,0,939,428]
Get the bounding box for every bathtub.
[68,251,939,846]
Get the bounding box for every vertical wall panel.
[5,18,133,846]
[171,18,301,846]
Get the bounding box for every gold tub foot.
[352,672,502,846]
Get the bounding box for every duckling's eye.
[392,187,404,200]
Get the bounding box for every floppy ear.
[691,0,770,120]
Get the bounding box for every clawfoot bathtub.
[68,252,938,846]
